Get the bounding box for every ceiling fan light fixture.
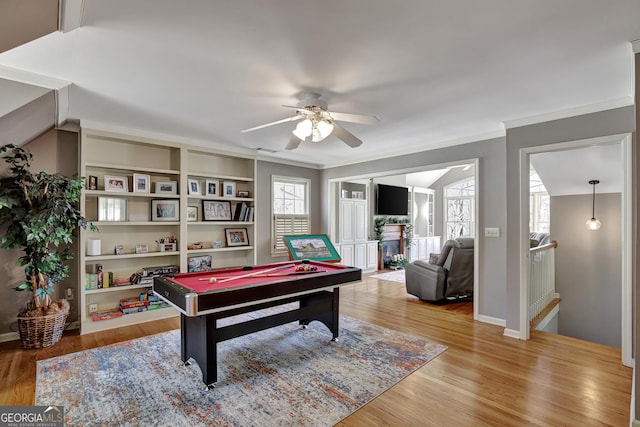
[316,119,334,139]
[292,119,313,140]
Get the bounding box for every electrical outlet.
[65,287,74,300]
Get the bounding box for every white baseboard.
[503,328,522,339]
[477,314,506,327]
[0,320,80,344]
[0,331,19,343]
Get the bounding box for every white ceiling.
[0,1,639,168]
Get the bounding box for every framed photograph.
[155,181,177,195]
[222,181,236,198]
[188,178,201,195]
[104,175,128,192]
[88,175,98,190]
[202,200,232,221]
[114,245,125,255]
[225,227,249,247]
[283,234,341,262]
[151,199,180,221]
[188,255,212,272]
[237,190,250,198]
[205,179,219,196]
[98,197,127,221]
[135,243,148,254]
[133,173,150,193]
[187,206,198,222]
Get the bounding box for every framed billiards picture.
[283,234,341,262]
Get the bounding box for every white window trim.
[271,175,311,255]
[444,177,475,241]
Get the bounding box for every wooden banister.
[530,240,558,254]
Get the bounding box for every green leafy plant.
[0,144,94,315]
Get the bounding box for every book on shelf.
[91,309,123,322]
[233,202,248,221]
[121,306,148,315]
[85,273,99,290]
[119,297,149,309]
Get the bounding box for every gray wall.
[505,105,635,332]
[321,137,508,321]
[551,193,622,347]
[0,128,79,333]
[255,160,321,265]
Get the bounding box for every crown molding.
[632,39,640,54]
[503,97,634,130]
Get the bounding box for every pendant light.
[586,179,601,231]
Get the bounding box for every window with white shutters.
[272,177,310,255]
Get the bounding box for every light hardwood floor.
[0,274,632,426]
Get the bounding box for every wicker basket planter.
[17,310,68,349]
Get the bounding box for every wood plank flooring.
[0,274,632,426]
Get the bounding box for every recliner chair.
[405,238,474,302]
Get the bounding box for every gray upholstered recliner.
[405,238,474,302]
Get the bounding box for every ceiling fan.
[241,92,379,150]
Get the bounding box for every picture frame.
[205,179,219,197]
[155,181,177,195]
[225,227,249,247]
[283,234,341,262]
[114,245,125,255]
[188,255,213,272]
[104,175,128,192]
[188,178,201,195]
[237,190,250,198]
[88,175,98,190]
[135,243,149,254]
[133,173,150,193]
[187,206,198,222]
[223,181,236,198]
[151,199,180,221]
[98,197,128,221]
[202,200,232,221]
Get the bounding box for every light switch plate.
[485,227,501,238]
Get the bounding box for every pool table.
[153,260,361,388]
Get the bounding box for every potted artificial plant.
[0,143,93,349]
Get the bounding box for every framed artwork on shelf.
[114,245,125,255]
[205,179,219,196]
[151,199,180,221]
[155,181,177,195]
[222,181,236,198]
[88,175,98,190]
[188,255,212,272]
[188,178,201,195]
[135,243,149,254]
[187,206,198,222]
[133,173,150,193]
[98,197,127,221]
[225,227,249,247]
[104,175,128,192]
[202,200,232,221]
[237,190,250,198]
[283,234,341,262]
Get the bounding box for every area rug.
[370,269,406,283]
[36,315,446,426]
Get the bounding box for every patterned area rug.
[370,269,406,283]
[36,314,445,426]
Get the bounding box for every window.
[444,177,475,240]
[529,167,550,233]
[272,176,310,254]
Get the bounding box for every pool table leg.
[181,313,219,388]
[299,287,340,341]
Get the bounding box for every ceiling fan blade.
[285,135,303,150]
[327,111,380,125]
[241,115,303,133]
[331,123,363,148]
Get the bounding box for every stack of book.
[119,297,149,315]
[233,202,254,222]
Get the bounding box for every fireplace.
[378,224,406,270]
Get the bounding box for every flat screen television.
[375,184,408,216]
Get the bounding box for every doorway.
[520,133,632,366]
